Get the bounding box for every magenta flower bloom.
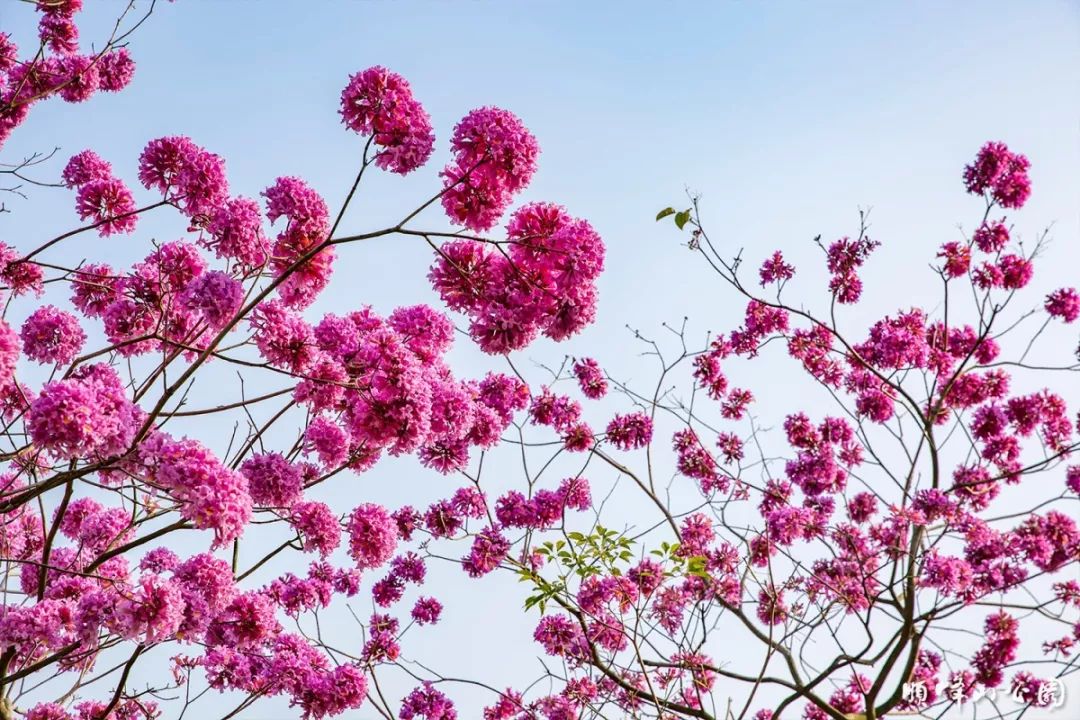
[759,250,795,286]
[179,270,244,329]
[347,502,397,570]
[0,319,21,385]
[289,501,342,557]
[241,452,304,508]
[440,107,539,231]
[27,364,142,459]
[340,65,435,174]
[411,596,442,625]
[606,411,653,450]
[572,357,607,399]
[963,141,1032,209]
[97,47,135,92]
[1045,287,1080,323]
[204,196,269,267]
[61,149,111,188]
[150,435,253,548]
[38,13,78,54]
[55,54,100,102]
[20,305,85,365]
[75,177,138,236]
[138,135,228,216]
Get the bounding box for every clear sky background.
[2,1,1079,718]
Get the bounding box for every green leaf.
[674,209,692,230]
[655,207,676,221]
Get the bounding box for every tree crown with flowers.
[0,4,1078,720]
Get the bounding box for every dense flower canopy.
[0,4,1077,720]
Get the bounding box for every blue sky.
[2,1,1079,718]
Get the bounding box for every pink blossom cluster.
[203,632,368,718]
[963,140,1032,209]
[263,175,333,308]
[19,304,85,364]
[248,302,530,475]
[340,65,435,174]
[289,500,342,557]
[62,149,138,236]
[528,387,594,452]
[0,3,134,150]
[825,235,879,304]
[481,141,1078,719]
[0,242,46,298]
[429,202,605,353]
[441,107,539,232]
[72,239,227,357]
[494,477,591,531]
[27,363,142,460]
[133,432,253,548]
[572,357,608,399]
[673,428,729,494]
[139,135,228,216]
[605,411,653,450]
